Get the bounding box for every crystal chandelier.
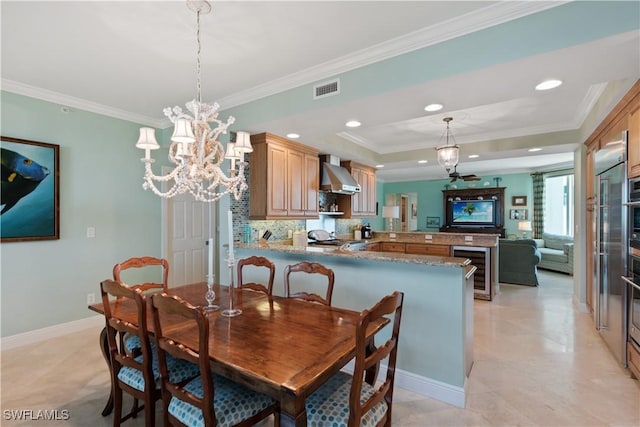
[135,0,251,202]
[435,117,459,174]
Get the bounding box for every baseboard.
[573,294,590,313]
[342,360,466,408]
[1,315,104,351]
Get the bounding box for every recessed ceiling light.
[375,164,385,168]
[424,103,443,112]
[468,154,479,159]
[418,160,428,164]
[535,79,562,91]
[286,133,300,139]
[528,147,542,152]
[345,120,361,128]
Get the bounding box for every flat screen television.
[451,200,495,226]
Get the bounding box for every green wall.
[1,92,162,337]
[383,173,534,236]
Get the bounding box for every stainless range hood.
[319,154,361,194]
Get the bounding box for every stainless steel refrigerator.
[594,130,628,366]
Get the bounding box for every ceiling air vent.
[313,79,340,100]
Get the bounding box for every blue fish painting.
[1,148,50,214]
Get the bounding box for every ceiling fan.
[448,165,481,182]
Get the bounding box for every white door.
[162,179,214,286]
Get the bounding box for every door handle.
[622,276,640,291]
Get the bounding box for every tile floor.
[1,270,638,426]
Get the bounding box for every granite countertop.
[237,242,471,268]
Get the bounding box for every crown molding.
[219,1,567,109]
[1,79,165,128]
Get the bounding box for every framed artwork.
[509,209,528,220]
[512,196,527,206]
[411,203,417,219]
[1,136,60,242]
[426,216,440,227]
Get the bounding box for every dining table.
[88,282,387,427]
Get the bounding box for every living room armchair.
[533,233,574,275]
[499,239,541,286]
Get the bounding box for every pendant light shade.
[435,117,459,173]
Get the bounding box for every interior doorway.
[161,167,215,286]
[401,194,409,232]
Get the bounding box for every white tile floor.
[2,270,638,426]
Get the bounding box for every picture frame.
[509,209,528,220]
[1,136,60,242]
[426,216,440,228]
[512,196,527,206]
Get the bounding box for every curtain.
[531,172,544,238]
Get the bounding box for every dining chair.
[112,256,169,355]
[150,293,280,427]
[112,256,170,415]
[237,256,275,295]
[284,261,334,306]
[113,256,169,293]
[100,279,199,427]
[305,291,404,427]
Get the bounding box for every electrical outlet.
[465,235,473,242]
[389,233,396,239]
[87,293,96,305]
[424,234,432,240]
[86,227,96,238]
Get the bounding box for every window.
[544,174,573,236]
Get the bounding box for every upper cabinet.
[584,80,640,180]
[336,161,377,218]
[629,103,640,179]
[249,133,319,219]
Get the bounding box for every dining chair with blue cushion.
[150,292,280,427]
[305,291,404,427]
[112,256,169,354]
[100,279,199,427]
[284,261,334,306]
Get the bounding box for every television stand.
[441,187,506,238]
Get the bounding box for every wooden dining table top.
[89,282,386,426]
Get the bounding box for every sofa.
[498,239,541,286]
[533,233,574,275]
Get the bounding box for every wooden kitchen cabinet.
[628,341,640,380]
[380,242,406,253]
[288,149,319,217]
[249,133,319,219]
[629,103,640,178]
[336,161,377,218]
[364,242,380,252]
[376,242,451,255]
[406,243,450,256]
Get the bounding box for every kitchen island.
[236,241,476,407]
